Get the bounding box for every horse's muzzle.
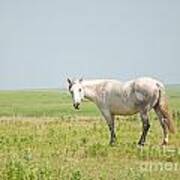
[73,103,80,110]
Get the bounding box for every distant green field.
[166,85,180,110]
[0,86,179,179]
[0,85,179,117]
[0,89,100,117]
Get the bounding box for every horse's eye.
[79,88,82,92]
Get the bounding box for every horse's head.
[67,78,84,110]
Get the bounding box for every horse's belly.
[110,102,138,115]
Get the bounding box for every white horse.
[67,77,175,146]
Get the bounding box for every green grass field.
[0,86,180,179]
[0,89,100,117]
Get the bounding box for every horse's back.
[133,77,164,93]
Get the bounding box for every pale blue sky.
[0,0,180,89]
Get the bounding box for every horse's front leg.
[101,110,116,145]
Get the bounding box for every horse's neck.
[82,80,102,102]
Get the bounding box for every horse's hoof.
[161,140,168,146]
[109,141,116,146]
[138,141,145,147]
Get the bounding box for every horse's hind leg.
[154,105,169,145]
[138,111,150,146]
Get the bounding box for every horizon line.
[0,83,180,91]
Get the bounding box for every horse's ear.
[67,78,72,84]
[79,78,83,83]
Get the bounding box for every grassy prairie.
[0,86,179,118]
[0,85,179,179]
[0,89,99,117]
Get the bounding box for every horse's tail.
[157,83,175,133]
